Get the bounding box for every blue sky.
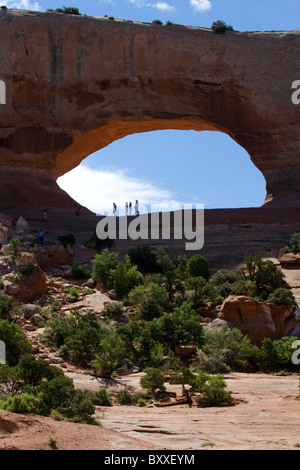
[4,0,300,214]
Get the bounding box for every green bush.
[127,246,160,273]
[267,288,297,307]
[55,6,81,15]
[152,19,163,24]
[254,337,299,372]
[197,325,254,372]
[19,262,40,277]
[128,282,168,308]
[72,263,86,280]
[0,292,18,320]
[138,299,164,321]
[193,372,234,407]
[43,310,112,364]
[0,393,44,414]
[112,256,143,298]
[239,256,285,300]
[91,332,128,377]
[7,239,22,262]
[0,320,31,366]
[187,255,210,280]
[211,20,233,34]
[103,301,124,320]
[91,249,119,287]
[140,368,166,397]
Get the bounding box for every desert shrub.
[65,286,80,302]
[91,249,119,287]
[0,320,31,366]
[0,393,44,414]
[43,310,112,364]
[211,20,233,34]
[55,6,81,14]
[94,388,112,406]
[103,301,124,320]
[128,282,168,308]
[193,372,234,407]
[152,19,163,24]
[187,255,210,280]
[209,269,239,299]
[254,337,299,372]
[112,256,143,298]
[138,299,164,321]
[115,389,151,406]
[197,325,254,372]
[0,292,18,320]
[19,262,40,277]
[7,238,21,262]
[186,276,207,307]
[150,342,164,367]
[86,229,114,251]
[57,233,75,247]
[115,388,136,405]
[267,288,297,307]
[91,332,129,377]
[0,356,96,423]
[71,263,86,279]
[127,245,160,273]
[140,368,166,397]
[239,255,285,300]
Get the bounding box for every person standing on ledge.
[39,229,44,246]
[125,202,128,216]
[135,200,139,216]
[129,202,132,216]
[113,202,117,216]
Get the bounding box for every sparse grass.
[201,442,216,448]
[48,434,57,448]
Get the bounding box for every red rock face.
[1,10,300,212]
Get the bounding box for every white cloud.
[2,0,42,10]
[189,0,212,12]
[148,2,175,11]
[130,0,175,10]
[57,165,189,215]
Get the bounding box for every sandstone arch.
[1,9,300,217]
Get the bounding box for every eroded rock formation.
[1,9,300,213]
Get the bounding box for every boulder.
[16,216,29,232]
[44,244,71,268]
[22,304,41,318]
[3,280,19,295]
[218,295,297,345]
[31,314,45,326]
[278,253,300,265]
[15,271,48,303]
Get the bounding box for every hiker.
[125,202,128,216]
[134,200,139,216]
[112,202,117,216]
[42,209,48,221]
[39,229,44,245]
[75,207,80,220]
[129,202,132,216]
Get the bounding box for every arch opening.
[57,129,266,215]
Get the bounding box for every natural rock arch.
[1,9,300,216]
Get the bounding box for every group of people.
[113,200,139,216]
